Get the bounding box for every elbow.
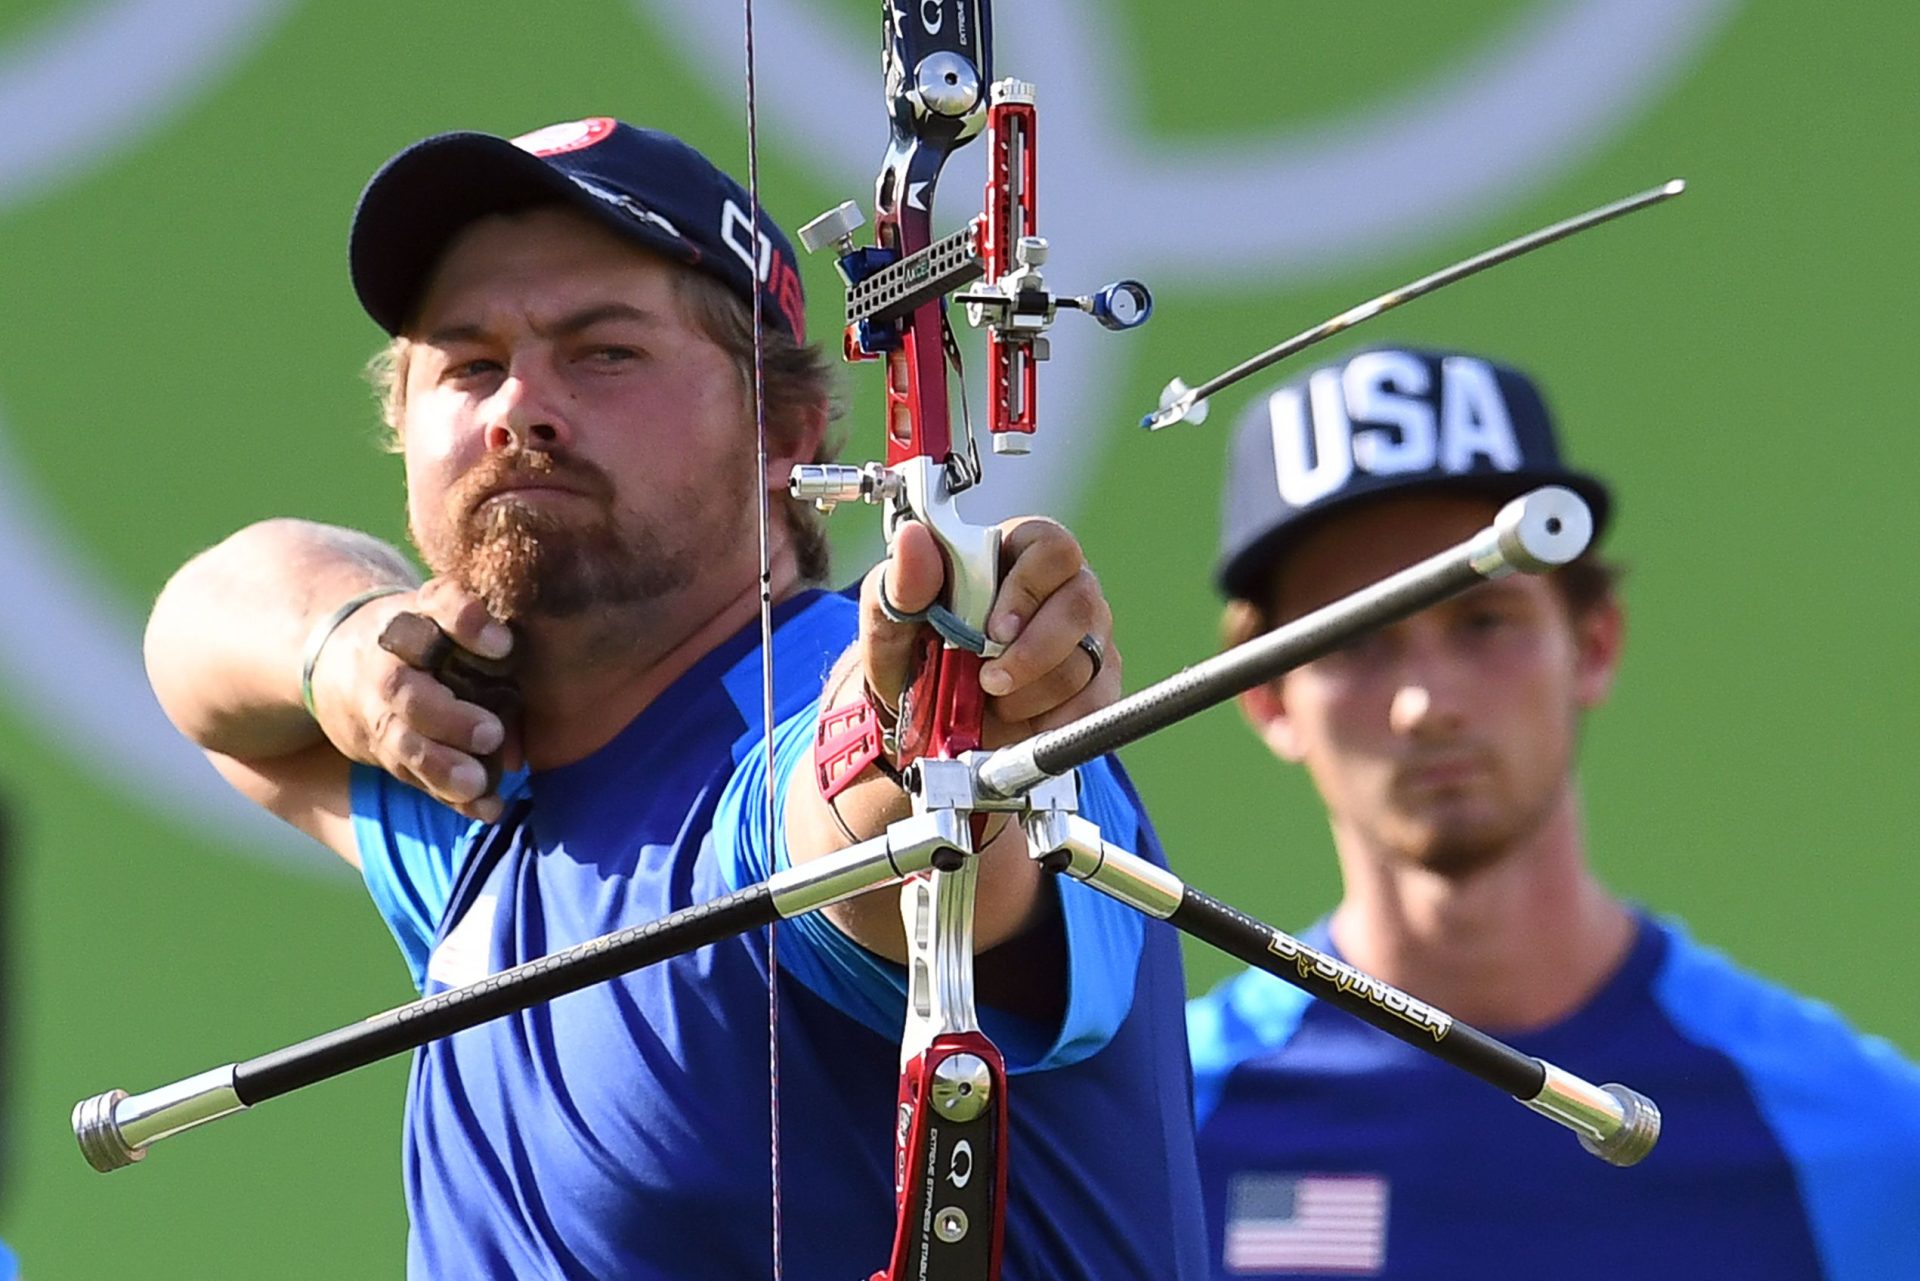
[143,563,224,748]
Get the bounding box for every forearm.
[145,519,418,759]
[784,651,1044,961]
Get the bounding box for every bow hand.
[862,518,1115,742]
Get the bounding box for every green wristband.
[299,585,409,719]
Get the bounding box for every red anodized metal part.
[982,92,1038,441]
[865,140,994,767]
[877,201,960,469]
[873,1032,1010,1281]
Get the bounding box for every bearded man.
[145,118,1206,1280]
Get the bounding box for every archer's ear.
[1239,679,1307,763]
[1573,594,1625,710]
[768,395,833,480]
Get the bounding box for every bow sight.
[798,49,1149,463]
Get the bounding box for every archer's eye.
[444,358,503,381]
[1325,629,1394,669]
[1454,606,1524,649]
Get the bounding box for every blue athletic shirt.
[1187,914,1920,1279]
[352,589,1207,1280]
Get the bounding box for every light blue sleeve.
[1653,920,1920,1281]
[1187,968,1312,1129]
[714,706,1146,1074]
[350,763,486,990]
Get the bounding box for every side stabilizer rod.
[73,814,964,1172]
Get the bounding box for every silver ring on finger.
[1076,632,1105,685]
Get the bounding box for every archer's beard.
[1392,824,1516,879]
[418,498,695,624]
[1368,782,1561,880]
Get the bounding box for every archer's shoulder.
[1187,960,1315,1075]
[1649,916,1920,1117]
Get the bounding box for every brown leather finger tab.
[435,654,523,730]
[376,610,453,671]
[378,612,524,793]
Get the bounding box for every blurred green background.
[2,0,1913,1274]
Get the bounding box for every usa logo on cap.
[1270,351,1524,508]
[1215,347,1612,599]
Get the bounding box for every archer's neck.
[511,548,806,770]
[1326,781,1635,1033]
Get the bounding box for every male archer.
[144,118,1206,1279]
[1188,346,1920,1279]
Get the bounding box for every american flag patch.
[1223,1172,1389,1275]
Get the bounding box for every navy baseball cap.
[1217,347,1612,600]
[350,116,806,342]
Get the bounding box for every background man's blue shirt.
[1188,915,1920,1280]
[352,590,1206,1279]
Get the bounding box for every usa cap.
[1217,347,1612,600]
[350,117,807,342]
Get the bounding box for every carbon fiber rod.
[977,486,1590,799]
[73,811,965,1173]
[1143,180,1686,431]
[1030,822,1659,1166]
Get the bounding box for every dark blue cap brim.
[1215,468,1614,602]
[349,132,703,336]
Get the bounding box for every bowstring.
[740,2,783,1277]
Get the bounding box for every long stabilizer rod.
[977,486,1591,799]
[73,812,966,1172]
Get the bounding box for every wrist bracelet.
[299,585,409,719]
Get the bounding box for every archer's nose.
[1389,684,1465,739]
[483,370,572,455]
[1386,637,1468,741]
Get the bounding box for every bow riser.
[796,7,1149,1275]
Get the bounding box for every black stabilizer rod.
[978,486,1592,798]
[1035,831,1660,1167]
[74,811,965,1173]
[73,886,778,1173]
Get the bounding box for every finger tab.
[378,612,452,670]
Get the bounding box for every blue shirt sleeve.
[713,700,1146,1074]
[1652,920,1920,1281]
[350,762,485,990]
[1187,967,1314,1129]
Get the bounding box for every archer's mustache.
[450,451,615,519]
